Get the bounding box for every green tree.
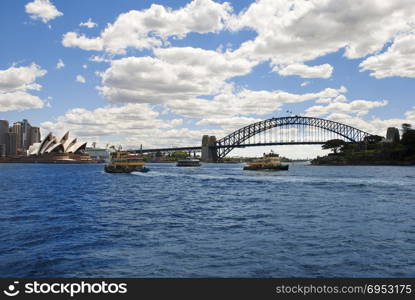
[364,135,383,144]
[401,129,415,155]
[322,139,346,154]
[171,151,188,160]
[400,123,415,154]
[402,123,412,134]
[402,131,415,144]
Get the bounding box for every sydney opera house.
[28,131,87,156]
[0,131,93,163]
[24,131,92,162]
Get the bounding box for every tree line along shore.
[312,124,415,166]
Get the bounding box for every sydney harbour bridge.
[133,116,373,162]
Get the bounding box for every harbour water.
[0,162,414,277]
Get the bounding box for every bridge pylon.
[201,135,218,162]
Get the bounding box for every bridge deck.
[133,141,326,153]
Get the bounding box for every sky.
[1,0,415,158]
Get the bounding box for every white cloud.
[320,111,415,136]
[94,48,352,126]
[168,86,347,119]
[0,63,46,92]
[82,64,88,69]
[58,0,415,81]
[405,107,415,120]
[98,50,343,122]
[196,116,263,131]
[98,47,255,104]
[39,104,208,148]
[360,33,415,78]
[61,0,232,54]
[0,63,47,111]
[306,99,388,117]
[315,94,347,104]
[76,75,86,83]
[88,55,111,63]
[79,18,97,28]
[121,127,226,149]
[0,91,45,112]
[56,59,65,69]
[276,63,333,79]
[41,104,162,135]
[62,32,104,51]
[231,0,415,68]
[300,81,310,87]
[25,0,63,23]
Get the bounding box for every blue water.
[0,162,415,277]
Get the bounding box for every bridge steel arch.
[215,116,372,160]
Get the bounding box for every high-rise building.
[21,119,31,150]
[10,119,40,151]
[30,126,41,145]
[0,119,42,157]
[6,132,17,155]
[0,144,6,157]
[12,122,23,150]
[0,120,9,156]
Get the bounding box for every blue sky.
[1,0,415,158]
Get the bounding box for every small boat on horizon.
[176,158,201,167]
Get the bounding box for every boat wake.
[131,169,407,188]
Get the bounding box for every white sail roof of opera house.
[45,143,65,154]
[67,141,87,153]
[58,131,69,144]
[28,143,41,156]
[41,138,57,155]
[63,137,77,152]
[27,131,88,156]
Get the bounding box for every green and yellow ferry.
[243,152,289,171]
[104,151,149,173]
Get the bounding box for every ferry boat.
[176,158,201,167]
[104,151,149,173]
[243,152,289,171]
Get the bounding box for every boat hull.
[243,164,289,171]
[176,160,201,167]
[105,165,150,173]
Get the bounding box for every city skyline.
[0,118,41,156]
[1,0,415,158]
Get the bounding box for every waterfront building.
[28,131,87,156]
[1,131,93,163]
[85,147,111,162]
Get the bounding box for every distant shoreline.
[311,156,415,166]
[0,158,97,164]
